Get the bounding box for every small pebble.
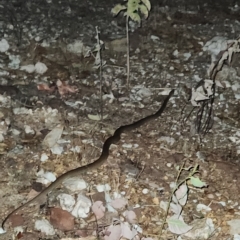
[142,188,149,194]
[207,193,215,199]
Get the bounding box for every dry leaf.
[42,124,64,148]
[56,80,78,97]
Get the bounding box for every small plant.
[87,27,108,122]
[159,160,208,237]
[93,27,104,120]
[188,36,240,135]
[111,0,151,89]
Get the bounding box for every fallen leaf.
[50,208,74,231]
[92,201,105,219]
[42,124,64,148]
[8,214,24,227]
[37,83,56,92]
[104,224,121,240]
[125,210,137,224]
[110,198,128,210]
[56,79,78,97]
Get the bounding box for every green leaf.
[128,11,141,23]
[111,4,127,16]
[190,177,208,188]
[141,0,151,11]
[139,4,149,19]
[127,0,140,13]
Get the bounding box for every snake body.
[2,89,174,229]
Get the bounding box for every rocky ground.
[0,0,240,239]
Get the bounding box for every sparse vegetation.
[189,37,240,135]
[111,0,151,89]
[0,0,239,239]
[159,160,208,237]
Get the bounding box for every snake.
[2,89,174,230]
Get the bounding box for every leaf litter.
[0,0,239,239]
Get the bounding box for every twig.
[95,26,103,121]
[126,15,130,89]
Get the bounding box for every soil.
[0,0,240,239]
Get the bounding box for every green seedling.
[159,162,208,238]
[111,0,151,89]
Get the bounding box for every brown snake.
[2,89,174,230]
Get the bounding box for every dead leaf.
[110,198,128,210]
[92,201,105,219]
[56,80,78,97]
[50,208,74,231]
[8,214,24,227]
[42,124,64,148]
[125,210,137,224]
[37,83,56,93]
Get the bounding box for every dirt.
[0,0,240,239]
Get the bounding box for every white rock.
[13,107,32,115]
[96,184,111,192]
[24,125,34,134]
[8,55,20,69]
[0,70,9,76]
[12,128,20,135]
[40,153,48,162]
[36,170,56,184]
[122,143,133,149]
[227,219,240,235]
[173,49,179,57]
[63,177,87,191]
[234,234,240,240]
[57,193,75,212]
[150,35,160,41]
[35,62,48,74]
[183,52,191,60]
[0,39,9,52]
[196,203,211,212]
[34,219,55,235]
[50,144,64,155]
[142,188,149,194]
[218,201,226,206]
[20,64,35,73]
[71,194,91,218]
